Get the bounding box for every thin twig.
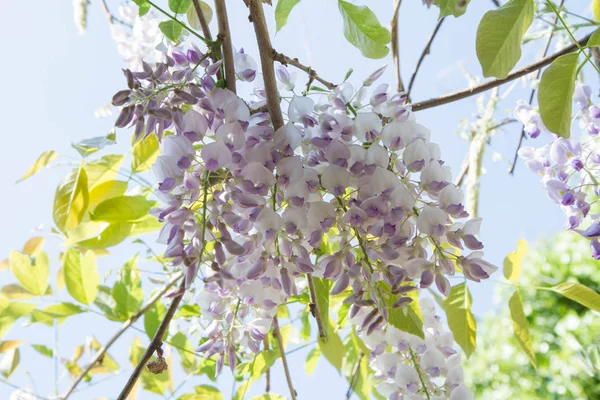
[147,0,210,45]
[306,273,327,339]
[273,50,336,90]
[116,279,186,400]
[409,346,431,400]
[192,0,213,41]
[272,316,297,400]
[408,31,595,112]
[248,0,284,129]
[0,380,48,400]
[214,0,237,93]
[61,273,184,400]
[509,0,565,174]
[455,118,518,186]
[491,0,501,7]
[263,336,271,392]
[345,351,364,399]
[99,0,132,27]
[406,17,445,101]
[391,0,405,93]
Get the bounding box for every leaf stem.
[306,273,327,339]
[272,315,297,400]
[408,345,431,400]
[146,0,212,45]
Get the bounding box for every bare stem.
[214,0,237,93]
[116,279,186,400]
[509,0,565,174]
[247,0,284,129]
[406,17,445,101]
[272,316,297,400]
[100,0,132,27]
[192,0,213,41]
[61,273,184,400]
[263,336,271,392]
[391,0,405,93]
[306,273,327,339]
[408,31,594,112]
[345,351,364,399]
[273,50,336,90]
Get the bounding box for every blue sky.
[0,0,594,399]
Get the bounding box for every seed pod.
[147,355,168,374]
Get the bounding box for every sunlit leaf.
[171,332,196,372]
[133,0,151,16]
[0,301,35,339]
[89,337,120,373]
[551,282,600,312]
[90,195,155,223]
[9,251,49,296]
[504,239,527,282]
[160,20,184,42]
[17,150,57,183]
[444,283,477,357]
[29,302,85,325]
[53,166,89,233]
[22,237,45,256]
[594,0,600,21]
[175,304,201,319]
[305,346,320,375]
[0,348,19,378]
[0,341,23,354]
[0,284,52,300]
[84,154,125,188]
[132,133,160,173]
[318,320,344,373]
[509,290,536,369]
[169,0,192,13]
[313,277,331,333]
[144,299,167,340]
[250,395,287,400]
[88,180,128,210]
[436,0,470,18]
[94,285,124,322]
[77,222,133,250]
[538,52,579,138]
[338,0,391,59]
[275,0,300,32]
[64,249,99,305]
[112,278,143,320]
[187,1,212,30]
[381,282,424,339]
[130,214,163,236]
[476,0,534,78]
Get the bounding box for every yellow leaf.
[9,251,49,296]
[88,180,128,210]
[132,133,159,173]
[83,154,125,188]
[551,282,600,312]
[1,284,52,300]
[17,150,57,182]
[53,166,89,233]
[22,237,45,256]
[0,341,23,354]
[509,290,536,369]
[593,0,600,21]
[504,239,527,282]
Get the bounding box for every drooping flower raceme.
[519,84,600,259]
[112,41,495,399]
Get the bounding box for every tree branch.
[391,0,405,93]
[306,273,327,339]
[272,51,336,90]
[406,17,445,101]
[509,0,564,174]
[116,279,186,400]
[192,0,213,42]
[214,0,237,94]
[247,0,284,129]
[408,31,594,112]
[61,272,184,400]
[272,316,297,400]
[263,336,271,392]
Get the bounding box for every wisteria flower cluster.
[111,39,495,398]
[518,85,600,259]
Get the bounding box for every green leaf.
[538,52,579,138]
[64,249,99,305]
[29,302,84,325]
[195,385,222,399]
[509,291,536,369]
[132,133,160,173]
[318,320,344,373]
[133,0,151,16]
[380,282,424,339]
[32,344,54,358]
[17,150,57,182]
[90,195,155,223]
[76,222,133,250]
[0,341,22,354]
[338,0,391,59]
[275,0,300,32]
[9,251,49,296]
[436,0,470,18]
[130,337,172,394]
[313,277,331,333]
[0,284,51,300]
[169,0,192,13]
[444,283,477,357]
[476,0,534,78]
[587,29,600,47]
[342,332,371,400]
[550,282,600,312]
[233,350,279,400]
[251,395,287,400]
[171,332,196,372]
[83,154,125,188]
[175,304,201,319]
[53,166,89,233]
[130,214,163,236]
[71,132,116,157]
[0,301,36,339]
[187,1,213,30]
[305,346,320,375]
[504,239,527,282]
[94,285,124,322]
[594,0,600,21]
[0,349,19,378]
[160,20,184,42]
[144,299,167,340]
[112,280,144,320]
